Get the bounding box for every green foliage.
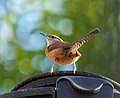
[0,0,120,94]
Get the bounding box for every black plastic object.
[0,71,120,98]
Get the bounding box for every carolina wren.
[40,28,100,73]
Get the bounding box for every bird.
[40,28,100,74]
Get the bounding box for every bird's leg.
[73,62,76,74]
[50,63,54,74]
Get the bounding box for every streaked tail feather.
[72,28,100,49]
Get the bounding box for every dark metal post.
[0,71,120,98]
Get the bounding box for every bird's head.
[40,32,63,46]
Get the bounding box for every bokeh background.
[0,0,120,94]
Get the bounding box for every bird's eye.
[51,36,54,38]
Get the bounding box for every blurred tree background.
[0,0,120,94]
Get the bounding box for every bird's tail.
[72,28,100,50]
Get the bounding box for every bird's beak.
[40,32,46,37]
[40,32,50,40]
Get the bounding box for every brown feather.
[47,41,72,52]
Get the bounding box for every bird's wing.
[47,42,72,52]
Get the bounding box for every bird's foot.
[73,67,76,74]
[73,62,76,74]
[50,63,54,75]
[50,67,53,75]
